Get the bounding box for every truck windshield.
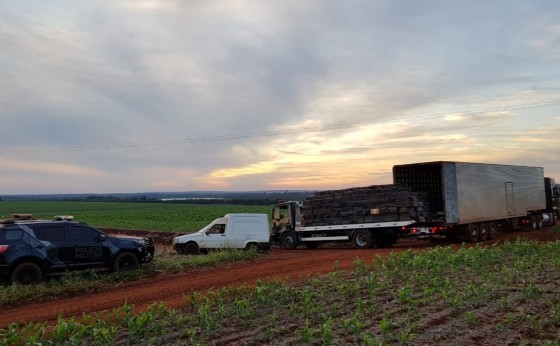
[272,205,291,230]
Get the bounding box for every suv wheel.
[113,252,139,271]
[11,262,43,284]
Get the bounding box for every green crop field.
[0,201,272,232]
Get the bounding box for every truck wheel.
[353,230,372,249]
[466,224,479,243]
[10,262,43,284]
[113,252,139,271]
[478,223,488,242]
[488,222,497,240]
[182,242,200,255]
[536,215,543,230]
[281,233,298,249]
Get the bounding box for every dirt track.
[1,227,559,328]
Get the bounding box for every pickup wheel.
[10,262,43,285]
[245,242,259,251]
[353,229,373,249]
[281,232,298,249]
[182,242,200,255]
[113,252,139,271]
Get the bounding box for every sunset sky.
[1,1,560,194]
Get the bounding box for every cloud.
[443,111,513,123]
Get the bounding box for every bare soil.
[1,226,559,334]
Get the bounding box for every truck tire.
[488,222,497,240]
[466,224,479,243]
[478,223,488,242]
[281,232,298,249]
[10,262,43,285]
[353,229,373,249]
[113,252,139,271]
[182,242,200,255]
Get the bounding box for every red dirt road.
[1,227,559,328]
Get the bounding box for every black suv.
[0,216,155,284]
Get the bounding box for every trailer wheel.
[353,230,372,249]
[529,216,538,231]
[488,222,497,240]
[478,223,488,242]
[281,232,298,249]
[536,215,543,230]
[466,224,479,243]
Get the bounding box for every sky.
[1,0,560,194]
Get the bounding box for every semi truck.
[271,161,559,249]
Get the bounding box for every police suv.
[0,214,155,284]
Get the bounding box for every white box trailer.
[393,161,553,242]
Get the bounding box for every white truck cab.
[172,213,271,255]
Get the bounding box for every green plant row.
[2,238,560,345]
[0,201,272,232]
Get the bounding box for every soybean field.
[0,201,272,232]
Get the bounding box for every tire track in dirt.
[0,227,558,327]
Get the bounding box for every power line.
[3,99,560,155]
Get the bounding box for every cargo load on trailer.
[302,184,431,225]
